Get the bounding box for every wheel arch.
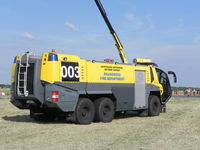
[149,91,161,101]
[79,94,117,106]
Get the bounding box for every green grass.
[0,98,200,150]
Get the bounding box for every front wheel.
[148,95,161,116]
[75,98,95,125]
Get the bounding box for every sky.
[0,0,200,87]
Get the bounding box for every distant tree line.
[172,87,200,91]
[0,84,10,96]
[0,84,11,89]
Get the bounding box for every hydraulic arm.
[94,0,128,64]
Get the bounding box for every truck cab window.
[156,68,172,103]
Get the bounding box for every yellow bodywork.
[40,52,163,96]
[11,56,20,84]
[40,53,60,83]
[11,52,163,97]
[134,58,153,64]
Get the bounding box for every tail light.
[52,91,59,102]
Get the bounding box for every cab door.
[156,68,172,103]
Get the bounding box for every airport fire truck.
[10,0,177,124]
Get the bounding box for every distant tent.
[0,92,5,96]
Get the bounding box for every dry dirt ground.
[0,98,200,150]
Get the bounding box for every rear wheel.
[94,97,114,123]
[75,98,95,125]
[148,95,161,116]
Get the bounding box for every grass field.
[0,98,200,150]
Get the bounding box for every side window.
[156,68,161,83]
[156,68,172,102]
[160,72,167,85]
[150,67,154,82]
[156,69,167,84]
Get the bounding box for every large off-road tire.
[75,98,95,125]
[94,97,115,123]
[148,95,161,116]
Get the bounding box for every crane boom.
[94,0,128,64]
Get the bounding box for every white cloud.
[144,15,154,30]
[145,44,200,87]
[193,36,200,44]
[192,27,200,30]
[164,17,184,34]
[149,45,199,58]
[0,7,12,14]
[125,13,144,30]
[64,22,79,31]
[125,13,154,31]
[125,13,135,21]
[177,18,184,27]
[21,32,37,40]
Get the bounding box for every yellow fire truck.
[10,0,176,124]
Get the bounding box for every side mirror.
[168,71,177,83]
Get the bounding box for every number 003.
[61,66,79,79]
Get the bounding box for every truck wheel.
[148,95,161,116]
[75,98,95,125]
[94,97,114,123]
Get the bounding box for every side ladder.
[17,52,31,97]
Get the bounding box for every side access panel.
[112,85,134,111]
[86,83,135,111]
[134,71,146,109]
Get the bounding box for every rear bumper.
[10,96,64,112]
[10,99,29,109]
[10,95,42,109]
